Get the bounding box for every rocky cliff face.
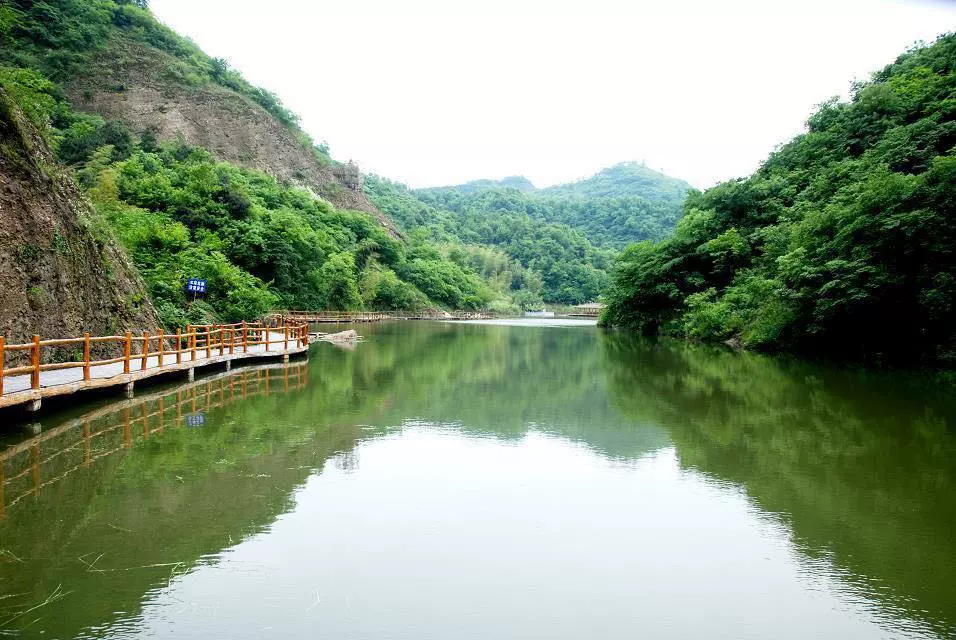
[0,87,159,346]
[64,38,399,236]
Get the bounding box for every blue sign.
[186,413,206,429]
[186,278,207,294]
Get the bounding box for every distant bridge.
[0,320,309,414]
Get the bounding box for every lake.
[1,320,954,639]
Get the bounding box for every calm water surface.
[0,320,954,639]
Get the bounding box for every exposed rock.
[318,329,359,343]
[63,38,400,237]
[0,87,159,351]
[723,337,743,350]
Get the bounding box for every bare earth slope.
[0,87,159,345]
[63,37,398,235]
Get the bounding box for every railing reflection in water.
[0,362,308,518]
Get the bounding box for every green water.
[0,320,954,639]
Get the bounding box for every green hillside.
[601,34,956,363]
[366,176,608,305]
[403,163,691,251]
[420,175,536,194]
[538,161,693,205]
[365,161,696,302]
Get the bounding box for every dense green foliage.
[367,176,609,304]
[422,175,536,194]
[80,142,494,324]
[366,162,694,303]
[408,162,689,250]
[602,35,956,363]
[537,161,692,205]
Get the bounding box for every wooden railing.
[0,362,307,516]
[0,321,309,398]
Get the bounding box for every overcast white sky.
[150,0,955,189]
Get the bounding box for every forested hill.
[602,34,956,364]
[363,162,693,303]
[403,163,692,250]
[538,162,693,205]
[421,176,536,194]
[365,176,610,305]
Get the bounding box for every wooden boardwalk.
[0,361,308,517]
[0,321,309,412]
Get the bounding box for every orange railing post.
[190,327,197,361]
[205,327,211,359]
[124,331,132,374]
[31,335,40,390]
[243,323,248,353]
[157,330,164,367]
[141,331,149,371]
[83,332,91,381]
[284,325,289,350]
[229,328,235,355]
[0,335,5,396]
[176,328,182,364]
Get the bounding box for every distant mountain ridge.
[419,162,692,204]
[537,162,693,204]
[420,176,536,194]
[404,162,692,250]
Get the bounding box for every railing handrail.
[0,321,310,397]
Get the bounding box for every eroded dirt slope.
[0,87,159,348]
[64,38,399,236]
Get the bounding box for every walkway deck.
[0,322,308,412]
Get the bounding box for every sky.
[149,0,956,189]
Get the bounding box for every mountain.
[0,85,158,343]
[538,162,693,205]
[404,163,692,250]
[365,162,695,303]
[601,34,956,363]
[365,176,605,306]
[421,175,536,195]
